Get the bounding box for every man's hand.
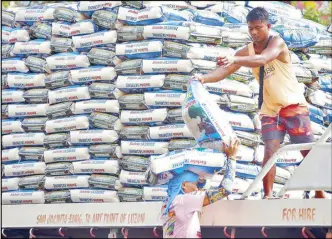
[217,56,236,67]
[223,138,241,159]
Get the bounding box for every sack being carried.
[182,78,237,151]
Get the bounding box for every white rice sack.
[162,6,194,22]
[4,162,46,177]
[70,67,117,84]
[2,44,15,59]
[188,24,223,44]
[143,25,190,41]
[71,100,119,114]
[2,58,29,73]
[51,22,72,37]
[89,112,123,131]
[53,6,85,23]
[149,124,193,140]
[78,1,122,12]
[1,89,25,103]
[308,90,332,109]
[48,86,91,105]
[2,120,24,135]
[44,175,90,190]
[246,1,302,20]
[191,59,217,73]
[116,40,163,60]
[222,4,249,24]
[45,116,89,134]
[308,103,325,125]
[168,139,198,151]
[119,94,148,110]
[7,73,46,89]
[224,111,255,132]
[89,83,124,99]
[72,160,120,175]
[116,75,165,93]
[14,7,55,22]
[117,6,164,25]
[185,148,227,177]
[228,95,258,113]
[2,177,20,192]
[120,108,168,126]
[120,140,169,156]
[235,145,255,164]
[150,150,186,175]
[44,147,90,164]
[72,30,117,50]
[248,79,259,95]
[236,163,261,179]
[13,40,51,55]
[117,187,144,202]
[228,66,254,83]
[46,53,90,70]
[70,189,119,203]
[70,130,118,145]
[143,1,192,10]
[186,9,224,26]
[23,88,48,104]
[292,64,318,84]
[272,183,304,199]
[117,26,145,42]
[142,59,193,74]
[235,131,261,149]
[150,148,226,176]
[2,148,21,164]
[119,156,150,172]
[70,20,98,36]
[119,170,147,186]
[204,79,253,97]
[183,79,237,151]
[144,91,186,108]
[276,166,292,184]
[50,36,75,53]
[273,25,318,49]
[143,186,168,201]
[2,26,30,44]
[120,126,150,140]
[7,104,48,118]
[87,48,121,66]
[208,176,252,194]
[306,56,332,73]
[255,145,303,167]
[311,121,326,136]
[2,191,45,205]
[188,46,235,61]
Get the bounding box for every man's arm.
[231,36,284,68]
[199,46,249,84]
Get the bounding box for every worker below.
[198,7,325,199]
[162,138,240,238]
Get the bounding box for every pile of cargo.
[2,1,331,205]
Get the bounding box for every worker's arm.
[203,139,240,205]
[199,46,249,84]
[220,36,285,68]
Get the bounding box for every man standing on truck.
[198,7,325,199]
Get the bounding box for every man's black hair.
[246,7,269,22]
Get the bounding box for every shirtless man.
[198,7,325,199]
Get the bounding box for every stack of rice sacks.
[1,1,331,205]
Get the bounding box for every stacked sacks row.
[1,1,331,203]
